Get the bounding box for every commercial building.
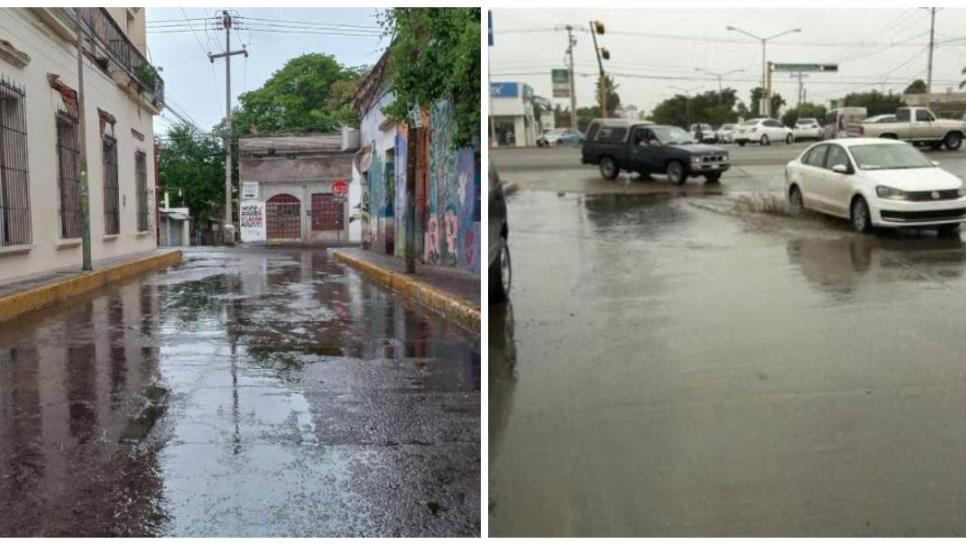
[352,49,481,275]
[489,81,537,147]
[237,132,359,245]
[0,7,161,283]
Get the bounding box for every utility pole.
[792,71,808,107]
[75,10,92,271]
[726,25,800,118]
[694,67,744,104]
[927,7,937,95]
[565,25,577,129]
[589,20,609,119]
[209,10,248,246]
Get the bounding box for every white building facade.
[0,8,160,283]
[489,81,537,147]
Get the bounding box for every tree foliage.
[650,88,739,127]
[232,53,364,135]
[157,123,226,223]
[379,8,481,149]
[749,87,786,118]
[596,74,620,117]
[904,79,927,94]
[781,102,828,127]
[841,90,904,116]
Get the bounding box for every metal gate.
[311,193,343,231]
[266,194,300,239]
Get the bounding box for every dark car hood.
[668,143,726,153]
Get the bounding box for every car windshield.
[849,144,935,171]
[652,126,694,145]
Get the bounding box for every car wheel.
[737,140,746,147]
[489,243,511,302]
[930,141,943,150]
[944,132,963,151]
[851,196,873,233]
[938,223,961,237]
[599,157,619,180]
[705,172,721,184]
[666,161,686,185]
[760,134,770,146]
[788,185,804,216]
[786,133,794,144]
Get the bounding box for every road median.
[0,250,182,323]
[333,249,480,333]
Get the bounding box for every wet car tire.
[737,140,746,147]
[666,161,686,185]
[599,157,619,180]
[788,185,804,216]
[489,244,511,302]
[944,132,963,151]
[938,223,961,237]
[851,197,873,233]
[705,172,721,183]
[760,134,770,146]
[786,133,794,144]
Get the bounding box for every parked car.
[716,123,737,143]
[581,119,730,184]
[792,118,823,141]
[785,138,966,234]
[489,166,511,301]
[823,107,868,140]
[864,114,897,124]
[537,128,583,147]
[857,107,965,150]
[689,123,717,143]
[734,118,794,146]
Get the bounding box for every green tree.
[650,88,739,127]
[781,102,828,127]
[596,74,620,117]
[157,123,226,226]
[749,87,785,118]
[232,53,364,135]
[380,8,480,149]
[841,89,904,116]
[904,79,927,94]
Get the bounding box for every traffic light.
[601,47,610,60]
[593,20,605,34]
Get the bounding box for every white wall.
[0,9,157,283]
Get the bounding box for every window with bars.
[0,77,31,247]
[55,110,82,239]
[102,135,119,235]
[135,150,148,232]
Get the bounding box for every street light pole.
[726,25,800,117]
[565,25,577,129]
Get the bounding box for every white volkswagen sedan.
[785,138,966,234]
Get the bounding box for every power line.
[235,16,379,31]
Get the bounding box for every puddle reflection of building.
[488,302,517,462]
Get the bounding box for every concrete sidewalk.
[0,249,182,322]
[331,248,480,333]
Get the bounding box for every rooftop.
[239,133,346,155]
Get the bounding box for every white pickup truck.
[857,107,966,150]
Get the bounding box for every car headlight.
[876,185,908,200]
[691,156,702,164]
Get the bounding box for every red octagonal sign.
[331,179,348,198]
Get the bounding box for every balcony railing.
[72,7,164,107]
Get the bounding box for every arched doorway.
[266,194,300,240]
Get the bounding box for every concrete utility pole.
[726,25,800,117]
[74,10,92,271]
[926,7,937,95]
[793,71,809,107]
[209,10,248,246]
[565,25,577,129]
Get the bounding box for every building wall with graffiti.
[353,89,398,255]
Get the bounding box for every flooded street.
[0,248,480,537]
[490,147,966,536]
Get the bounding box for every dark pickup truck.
[580,119,731,184]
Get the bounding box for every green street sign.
[551,69,570,98]
[771,63,838,73]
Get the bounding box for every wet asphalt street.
[490,144,966,536]
[0,247,480,537]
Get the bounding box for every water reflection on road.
[0,248,480,537]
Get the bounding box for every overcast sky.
[146,7,388,135]
[490,8,966,117]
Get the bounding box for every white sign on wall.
[240,201,266,242]
[242,182,259,200]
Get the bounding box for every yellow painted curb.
[333,251,480,333]
[0,250,182,323]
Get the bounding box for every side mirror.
[831,164,849,174]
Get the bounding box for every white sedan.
[785,138,966,234]
[791,118,823,141]
[734,118,794,146]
